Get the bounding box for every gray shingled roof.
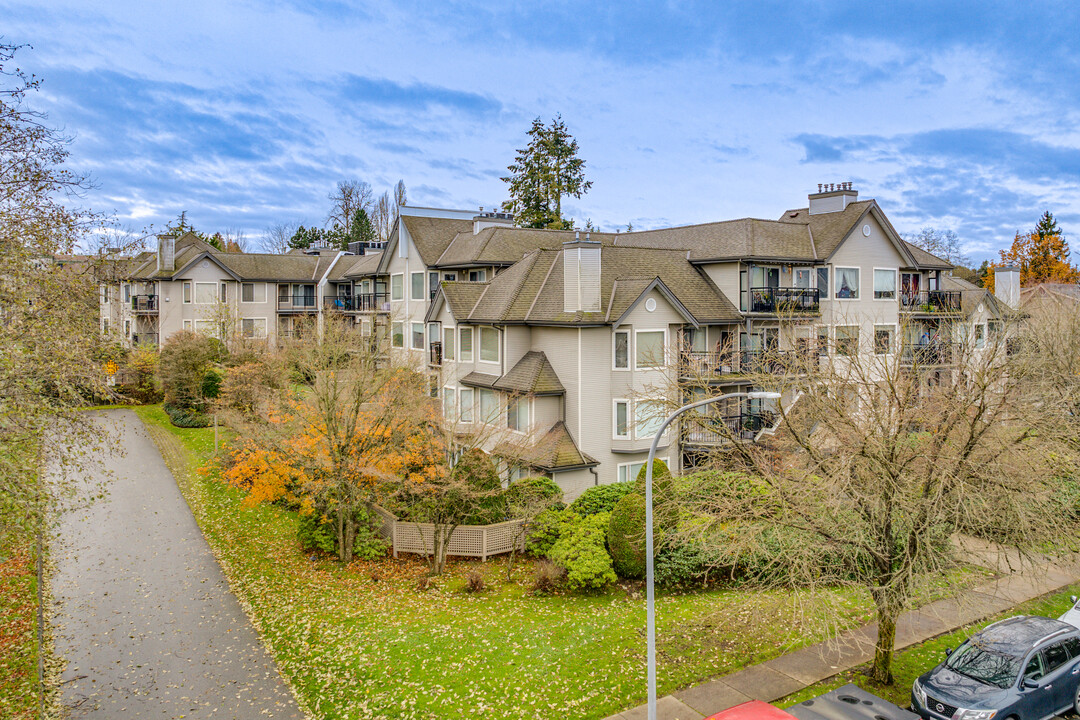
[619,218,814,261]
[460,372,500,389]
[941,274,1003,315]
[444,245,740,325]
[903,241,954,269]
[435,227,618,268]
[502,421,598,471]
[400,216,474,266]
[332,252,382,280]
[441,282,488,319]
[492,351,565,395]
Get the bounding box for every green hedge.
[568,483,634,516]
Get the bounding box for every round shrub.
[634,459,678,531]
[607,492,647,579]
[506,475,564,512]
[568,483,634,516]
[163,402,211,428]
[548,511,617,591]
[654,541,711,587]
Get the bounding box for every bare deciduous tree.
[261,221,299,254]
[667,316,1076,685]
[326,179,373,235]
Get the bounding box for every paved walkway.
[604,539,1080,720]
[51,409,303,719]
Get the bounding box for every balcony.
[679,349,817,379]
[682,412,774,444]
[354,292,390,313]
[749,287,820,314]
[899,342,957,366]
[131,295,158,313]
[324,295,357,312]
[277,294,317,312]
[899,291,963,315]
[429,340,442,366]
[131,332,158,346]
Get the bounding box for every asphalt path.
[50,409,303,719]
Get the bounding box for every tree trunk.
[870,590,899,685]
[335,500,346,563]
[343,511,355,564]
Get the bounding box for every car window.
[1064,637,1080,659]
[1044,643,1070,673]
[945,640,1023,689]
[1025,653,1045,681]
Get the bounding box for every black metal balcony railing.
[749,287,820,314]
[899,291,963,314]
[430,340,442,366]
[131,332,159,346]
[353,292,390,313]
[324,295,356,311]
[680,349,817,377]
[682,412,774,444]
[277,294,317,310]
[899,342,957,366]
[131,295,158,312]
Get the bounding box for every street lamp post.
[644,389,781,720]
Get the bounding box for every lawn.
[778,584,1080,710]
[0,522,39,720]
[134,404,992,720]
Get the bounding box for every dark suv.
[912,616,1080,720]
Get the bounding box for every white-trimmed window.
[360,318,371,336]
[220,282,228,303]
[124,319,131,336]
[795,268,811,289]
[195,282,217,304]
[873,325,893,355]
[836,325,859,356]
[975,323,985,348]
[459,388,474,423]
[469,269,486,282]
[634,400,665,439]
[613,400,629,438]
[411,322,424,350]
[100,284,108,304]
[479,389,498,423]
[411,272,425,301]
[507,396,529,432]
[183,282,192,304]
[390,273,404,301]
[835,267,859,299]
[241,318,267,338]
[183,319,192,331]
[241,282,266,303]
[460,327,474,362]
[443,327,455,361]
[873,269,896,300]
[391,322,404,348]
[194,319,217,336]
[443,386,457,420]
[614,330,630,370]
[635,330,665,368]
[480,327,499,363]
[123,284,131,302]
[444,272,457,281]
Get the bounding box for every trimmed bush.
[549,512,617,591]
[634,459,678,531]
[607,492,648,579]
[654,541,711,587]
[525,507,571,557]
[297,505,388,560]
[163,402,211,428]
[568,483,634,516]
[506,475,564,511]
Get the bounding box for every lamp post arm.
[645,391,752,720]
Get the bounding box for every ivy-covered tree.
[501,114,592,229]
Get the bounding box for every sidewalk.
[603,540,1080,720]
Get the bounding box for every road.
[50,409,304,718]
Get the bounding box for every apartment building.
[101,186,1013,500]
[100,232,365,347]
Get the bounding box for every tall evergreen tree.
[348,207,376,248]
[1035,210,1062,241]
[501,114,592,229]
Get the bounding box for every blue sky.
[7,1,1080,262]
